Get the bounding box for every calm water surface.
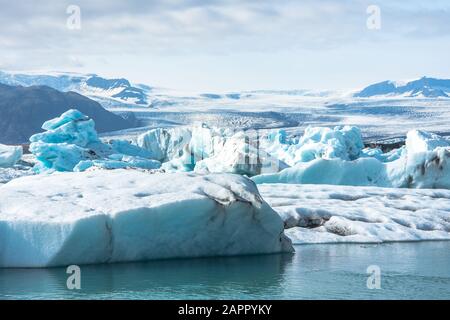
[1,241,449,299]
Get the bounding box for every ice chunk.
[253,157,389,186]
[30,142,96,172]
[254,129,450,189]
[0,170,293,267]
[138,124,232,172]
[30,109,99,147]
[259,183,450,244]
[263,126,364,166]
[361,146,405,162]
[406,130,450,154]
[195,132,289,176]
[109,139,153,159]
[0,144,23,168]
[189,125,229,160]
[137,127,192,162]
[30,109,159,173]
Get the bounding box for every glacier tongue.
[0,169,292,268]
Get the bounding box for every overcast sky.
[0,0,449,91]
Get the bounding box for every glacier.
[0,170,293,268]
[259,183,450,244]
[0,144,22,168]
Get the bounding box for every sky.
[0,0,449,92]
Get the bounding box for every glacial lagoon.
[1,241,449,300]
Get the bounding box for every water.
[1,241,449,299]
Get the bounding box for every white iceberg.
[195,132,289,176]
[0,144,23,168]
[0,170,292,268]
[137,127,192,162]
[138,124,231,171]
[259,183,450,244]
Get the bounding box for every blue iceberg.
[30,109,161,173]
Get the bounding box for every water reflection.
[1,242,450,299]
[0,253,294,299]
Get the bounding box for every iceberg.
[263,126,364,166]
[195,132,289,176]
[259,183,450,244]
[138,124,235,172]
[0,170,293,268]
[254,129,450,189]
[253,157,390,186]
[30,109,161,173]
[137,127,192,162]
[0,144,23,168]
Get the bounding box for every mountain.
[0,71,150,108]
[355,77,450,98]
[0,84,135,144]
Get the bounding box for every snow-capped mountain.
[0,71,150,108]
[355,77,450,98]
[0,83,134,144]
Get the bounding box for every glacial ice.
[262,126,364,166]
[29,109,161,173]
[259,183,450,244]
[0,170,293,268]
[0,144,23,168]
[253,129,450,189]
[25,109,450,189]
[138,124,286,176]
[137,127,192,162]
[195,131,289,176]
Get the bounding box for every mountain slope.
[0,84,134,144]
[355,77,450,98]
[0,71,149,108]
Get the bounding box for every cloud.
[0,0,448,85]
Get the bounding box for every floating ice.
[254,129,450,189]
[0,170,293,267]
[263,126,364,166]
[361,146,405,162]
[138,124,234,173]
[195,132,289,176]
[259,183,450,244]
[137,127,192,162]
[0,144,23,168]
[30,109,161,173]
